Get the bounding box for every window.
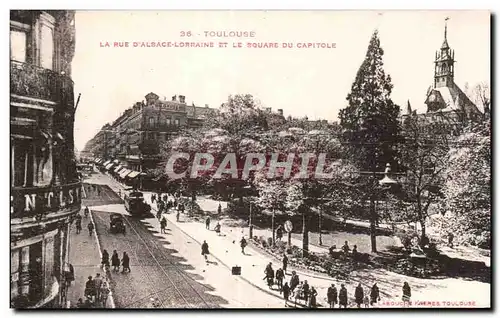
[10,30,27,62]
[149,117,156,127]
[166,117,171,125]
[174,118,180,126]
[40,25,54,69]
[38,13,55,70]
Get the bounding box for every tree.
[397,114,451,245]
[464,81,491,118]
[338,29,401,252]
[255,177,288,245]
[440,119,491,248]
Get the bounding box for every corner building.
[10,10,81,308]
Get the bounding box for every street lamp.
[243,185,254,238]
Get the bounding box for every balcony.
[11,181,82,219]
[10,60,74,103]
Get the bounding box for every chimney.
[179,95,186,104]
[172,95,177,101]
[277,109,283,116]
[266,107,272,113]
[205,104,209,108]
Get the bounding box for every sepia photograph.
[9,9,491,309]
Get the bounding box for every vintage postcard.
[9,10,491,309]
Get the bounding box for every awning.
[119,169,132,179]
[105,163,114,170]
[116,167,126,174]
[113,165,123,172]
[103,160,111,166]
[127,171,140,179]
[113,159,119,164]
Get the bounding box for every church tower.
[434,18,455,88]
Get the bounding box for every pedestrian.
[201,240,210,263]
[160,217,167,234]
[100,278,110,307]
[217,203,222,214]
[327,283,338,308]
[303,280,310,303]
[276,225,283,241]
[342,241,350,256]
[101,250,110,270]
[402,282,411,307]
[84,206,90,218]
[363,289,370,308]
[448,232,454,248]
[370,283,380,305]
[264,262,274,288]
[282,254,288,274]
[205,216,210,230]
[283,282,290,306]
[111,250,120,272]
[87,222,94,236]
[352,245,358,259]
[240,237,247,254]
[121,252,131,273]
[339,284,348,308]
[214,222,221,235]
[308,287,318,308]
[75,217,82,234]
[156,210,162,220]
[176,210,180,222]
[355,283,364,308]
[93,273,103,303]
[275,267,284,292]
[289,271,299,291]
[151,193,156,204]
[84,276,95,302]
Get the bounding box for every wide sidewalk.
[91,171,491,308]
[66,209,115,308]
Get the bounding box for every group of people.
[205,216,222,235]
[77,273,111,308]
[76,250,131,308]
[261,256,319,308]
[326,282,380,308]
[74,206,96,237]
[101,249,131,273]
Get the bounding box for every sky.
[72,10,490,151]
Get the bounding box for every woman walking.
[121,252,131,273]
[111,250,120,272]
[101,250,110,271]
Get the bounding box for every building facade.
[402,21,482,126]
[10,10,81,308]
[83,92,218,172]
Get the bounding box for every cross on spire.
[444,17,450,41]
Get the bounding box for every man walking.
[339,284,348,308]
[75,216,82,234]
[160,217,167,234]
[87,222,94,236]
[275,267,284,292]
[205,216,211,230]
[240,237,247,254]
[282,254,288,274]
[201,240,210,263]
[327,284,338,308]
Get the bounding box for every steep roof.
[425,83,480,115]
